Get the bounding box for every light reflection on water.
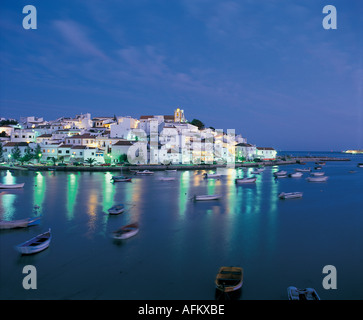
[1,157,363,300]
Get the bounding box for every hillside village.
[0,109,276,166]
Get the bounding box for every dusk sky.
[0,0,362,151]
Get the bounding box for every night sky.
[0,0,362,151]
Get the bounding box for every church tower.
[174,108,185,123]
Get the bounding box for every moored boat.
[15,229,51,255]
[278,192,303,199]
[0,216,41,230]
[289,172,303,178]
[357,163,363,168]
[194,194,221,201]
[310,172,325,177]
[306,176,328,182]
[215,266,243,293]
[0,183,25,189]
[295,168,311,172]
[135,170,154,175]
[287,286,320,300]
[108,204,125,215]
[235,177,257,184]
[112,176,132,182]
[274,170,287,176]
[112,223,139,240]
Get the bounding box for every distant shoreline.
[0,156,350,172]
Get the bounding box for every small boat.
[112,223,139,240]
[194,194,221,201]
[314,166,322,170]
[310,172,325,177]
[135,170,154,175]
[112,176,132,182]
[357,163,363,168]
[157,177,176,181]
[274,170,287,176]
[15,229,51,255]
[165,169,177,172]
[0,183,25,189]
[204,173,221,178]
[278,192,303,199]
[315,161,326,165]
[235,177,257,184]
[287,286,320,300]
[289,172,303,178]
[274,173,287,179]
[251,170,261,174]
[215,266,243,293]
[306,176,328,182]
[107,204,125,215]
[295,168,311,172]
[0,216,41,230]
[349,170,356,173]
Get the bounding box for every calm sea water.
[1,152,362,300]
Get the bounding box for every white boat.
[357,163,363,168]
[278,192,303,199]
[306,176,328,182]
[274,170,287,176]
[157,177,176,181]
[15,229,51,255]
[204,173,221,178]
[289,172,303,178]
[0,216,41,230]
[295,168,311,172]
[194,194,221,201]
[235,177,257,184]
[251,170,261,174]
[112,176,132,182]
[112,223,139,240]
[108,204,125,215]
[310,172,325,177]
[0,183,25,189]
[165,169,177,172]
[135,170,154,175]
[287,286,320,300]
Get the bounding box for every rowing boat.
[15,229,51,254]
[215,266,243,293]
[112,223,139,240]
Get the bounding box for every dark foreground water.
[1,152,362,300]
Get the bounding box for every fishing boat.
[112,223,139,240]
[157,177,176,181]
[278,192,303,199]
[15,229,51,255]
[0,216,41,230]
[274,173,287,178]
[194,194,221,201]
[306,176,328,182]
[289,172,303,178]
[135,170,154,175]
[287,286,320,300]
[204,173,221,178]
[295,168,311,172]
[112,176,132,182]
[0,183,25,189]
[357,163,363,168]
[310,172,325,177]
[314,166,322,170]
[107,204,125,215]
[235,177,257,184]
[215,266,243,293]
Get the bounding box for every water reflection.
[179,171,190,219]
[34,172,46,211]
[66,173,79,221]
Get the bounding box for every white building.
[256,147,277,160]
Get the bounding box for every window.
[66,150,69,154]
[58,150,62,154]
[80,152,83,156]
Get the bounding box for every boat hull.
[215,267,243,293]
[287,286,320,300]
[0,183,25,189]
[235,178,256,184]
[16,229,51,255]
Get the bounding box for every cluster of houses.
[0,110,277,165]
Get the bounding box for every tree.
[118,153,128,164]
[85,158,96,166]
[47,156,57,166]
[33,144,42,163]
[19,146,34,164]
[11,145,21,162]
[190,119,205,130]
